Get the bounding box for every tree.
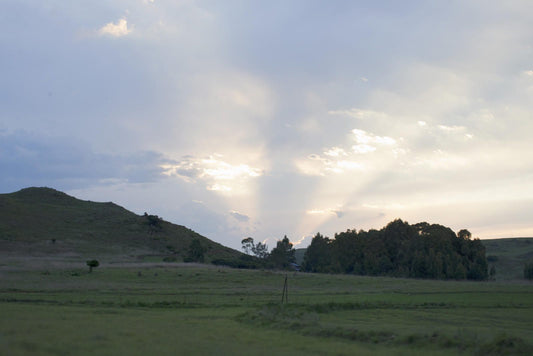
[252,241,269,259]
[86,260,99,273]
[144,212,163,232]
[457,229,472,240]
[303,233,331,272]
[186,238,206,263]
[241,237,254,255]
[241,237,269,258]
[268,235,295,269]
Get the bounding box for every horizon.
[3,186,532,251]
[1,1,532,250]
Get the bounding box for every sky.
[1,0,533,251]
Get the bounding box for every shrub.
[86,259,99,273]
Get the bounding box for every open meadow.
[1,261,532,355]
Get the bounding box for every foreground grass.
[1,264,532,355]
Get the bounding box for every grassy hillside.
[483,237,533,281]
[0,187,241,262]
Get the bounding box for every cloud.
[352,144,377,154]
[0,131,167,193]
[412,150,468,170]
[296,127,399,176]
[229,210,250,222]
[307,208,344,218]
[438,125,466,132]
[323,147,348,157]
[352,129,396,146]
[296,155,364,176]
[161,155,263,195]
[362,202,407,211]
[328,108,389,120]
[98,18,132,37]
[291,235,314,248]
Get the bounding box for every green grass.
[1,263,532,355]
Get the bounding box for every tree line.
[210,235,296,270]
[303,219,488,280]
[211,219,489,281]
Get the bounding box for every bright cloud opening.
[353,144,377,154]
[352,129,396,146]
[98,18,132,37]
[306,208,344,218]
[161,155,263,195]
[323,147,348,157]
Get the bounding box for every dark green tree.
[303,233,331,272]
[299,220,487,281]
[457,229,472,240]
[330,230,361,273]
[86,260,99,273]
[269,235,295,269]
[186,238,206,263]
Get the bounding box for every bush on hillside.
[86,259,99,273]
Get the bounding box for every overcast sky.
[2,0,533,250]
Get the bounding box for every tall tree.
[252,241,269,259]
[241,237,269,258]
[269,235,295,269]
[241,237,254,255]
[303,233,331,272]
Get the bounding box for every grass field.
[1,261,532,355]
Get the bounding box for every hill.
[0,187,241,263]
[483,237,533,281]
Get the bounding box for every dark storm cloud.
[0,130,167,193]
